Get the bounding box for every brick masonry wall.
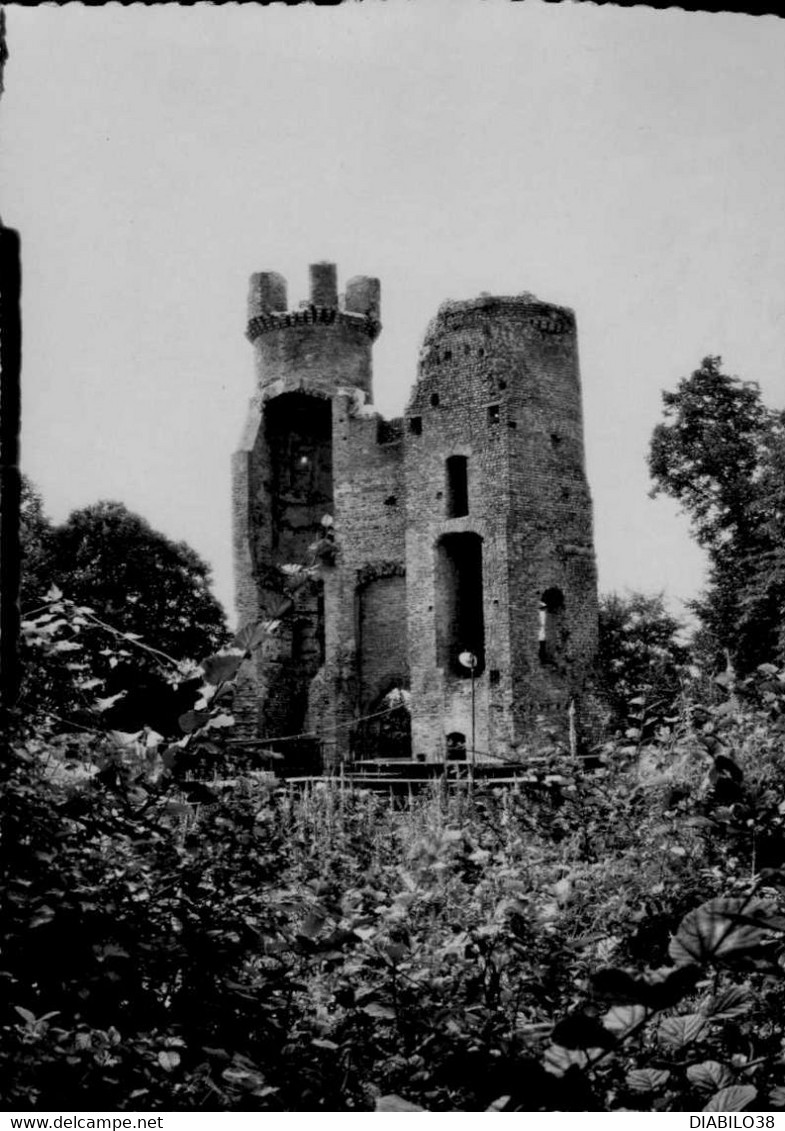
[323,396,406,765]
[403,295,598,760]
[232,269,598,767]
[357,573,408,714]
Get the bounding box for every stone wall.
[232,266,598,769]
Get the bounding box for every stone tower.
[403,294,598,761]
[233,265,597,768]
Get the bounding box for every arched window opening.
[265,392,333,562]
[539,588,565,666]
[445,455,469,518]
[435,532,485,677]
[446,731,467,762]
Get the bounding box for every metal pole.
[470,664,476,781]
[458,650,478,785]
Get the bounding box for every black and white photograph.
[1,0,785,1116]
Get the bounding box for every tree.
[50,501,227,662]
[735,457,785,667]
[19,475,55,611]
[648,357,785,672]
[22,500,229,732]
[594,591,689,731]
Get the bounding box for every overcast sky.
[3,3,784,625]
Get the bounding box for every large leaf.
[669,898,778,966]
[202,651,244,685]
[626,1068,671,1094]
[702,983,752,1020]
[602,1004,648,1037]
[687,1061,734,1093]
[658,1013,706,1049]
[233,621,272,652]
[375,1095,425,1112]
[543,1044,590,1077]
[178,709,211,734]
[703,1085,757,1112]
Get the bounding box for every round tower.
[233,263,382,767]
[403,291,598,760]
[246,262,381,402]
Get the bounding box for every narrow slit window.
[409,416,422,436]
[487,403,501,426]
[445,455,469,518]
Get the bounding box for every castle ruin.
[232,263,598,770]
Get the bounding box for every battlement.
[246,263,381,342]
[423,293,575,343]
[234,269,598,772]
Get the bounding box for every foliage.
[594,591,689,732]
[738,432,785,666]
[648,356,785,672]
[20,499,228,732]
[19,476,55,611]
[49,500,228,665]
[7,597,785,1111]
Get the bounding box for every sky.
[3,2,784,626]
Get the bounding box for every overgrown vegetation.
[5,358,784,1111]
[4,587,785,1112]
[18,487,228,732]
[594,591,689,735]
[649,356,785,671]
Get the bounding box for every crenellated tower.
[233,267,598,770]
[232,263,397,767]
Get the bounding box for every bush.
[5,596,785,1111]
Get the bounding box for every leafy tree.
[50,501,227,662]
[21,500,228,731]
[18,475,55,611]
[594,591,689,730]
[648,356,785,671]
[737,428,785,665]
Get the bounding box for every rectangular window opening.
[445,455,469,518]
[435,532,485,678]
